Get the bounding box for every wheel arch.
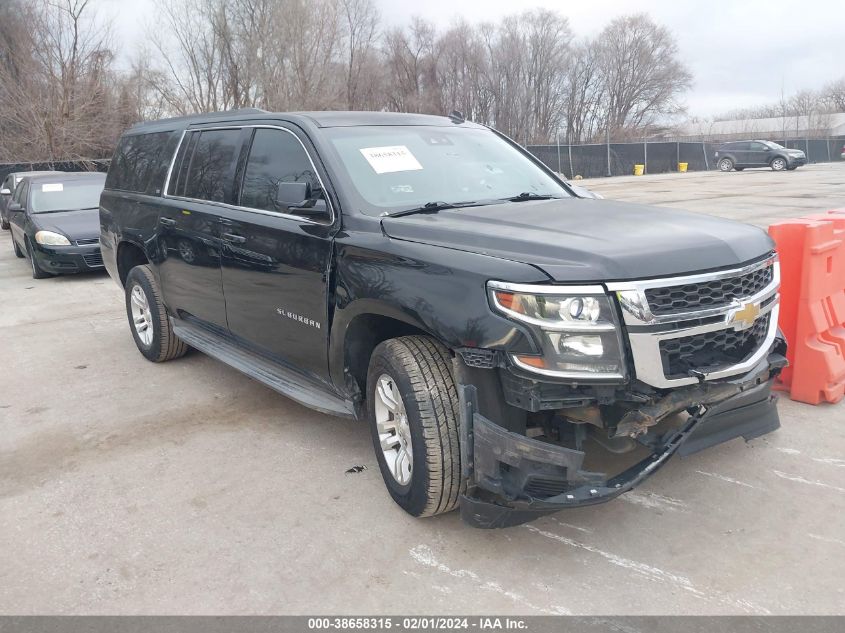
[338,308,446,403]
[116,240,150,287]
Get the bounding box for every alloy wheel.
[130,284,154,347]
[374,373,413,485]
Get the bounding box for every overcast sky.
[102,0,840,118]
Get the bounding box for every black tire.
[771,157,787,171]
[1,217,9,230]
[26,238,52,279]
[12,237,24,258]
[366,336,462,518]
[124,264,188,362]
[718,158,734,172]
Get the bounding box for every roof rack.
[129,108,268,130]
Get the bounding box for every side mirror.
[0,188,10,196]
[276,181,310,207]
[7,202,22,214]
[275,181,329,218]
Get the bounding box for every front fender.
[328,231,549,392]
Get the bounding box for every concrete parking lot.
[1,163,843,615]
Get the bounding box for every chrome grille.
[608,255,780,388]
[659,314,771,379]
[645,264,773,315]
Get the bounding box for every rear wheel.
[26,239,52,279]
[718,158,734,172]
[1,216,9,231]
[771,157,787,171]
[125,265,188,362]
[366,336,462,518]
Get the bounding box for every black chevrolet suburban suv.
[100,110,786,528]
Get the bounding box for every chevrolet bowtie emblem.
[731,302,760,330]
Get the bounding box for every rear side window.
[14,181,28,205]
[180,129,242,203]
[239,128,323,214]
[106,131,175,194]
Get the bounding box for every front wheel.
[367,336,462,518]
[124,264,188,362]
[26,239,52,279]
[718,158,734,172]
[771,157,787,171]
[1,216,9,231]
[12,237,24,258]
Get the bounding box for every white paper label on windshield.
[42,183,63,192]
[359,146,423,174]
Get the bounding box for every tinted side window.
[748,142,766,151]
[14,181,28,205]
[106,131,174,194]
[239,128,323,214]
[182,129,242,203]
[168,131,199,197]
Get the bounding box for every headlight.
[489,281,626,380]
[35,231,71,246]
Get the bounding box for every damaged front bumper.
[458,351,786,529]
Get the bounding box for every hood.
[381,198,775,282]
[31,208,100,241]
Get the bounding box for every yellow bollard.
[678,162,688,172]
[633,164,644,176]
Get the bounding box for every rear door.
[158,127,246,331]
[747,142,769,166]
[219,125,336,382]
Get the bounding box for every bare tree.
[0,0,122,161]
[595,14,692,137]
[339,0,381,110]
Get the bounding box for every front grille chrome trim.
[607,255,779,326]
[626,300,779,388]
[610,255,781,388]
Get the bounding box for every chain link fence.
[528,137,845,179]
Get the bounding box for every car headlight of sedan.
[488,281,626,380]
[35,230,71,246]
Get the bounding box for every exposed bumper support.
[458,352,785,529]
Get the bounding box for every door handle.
[159,217,176,226]
[222,232,246,244]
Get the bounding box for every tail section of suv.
[715,140,806,172]
[101,110,787,528]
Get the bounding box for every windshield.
[30,180,104,213]
[322,125,570,214]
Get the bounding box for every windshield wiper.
[383,201,478,218]
[501,192,561,202]
[36,207,99,214]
